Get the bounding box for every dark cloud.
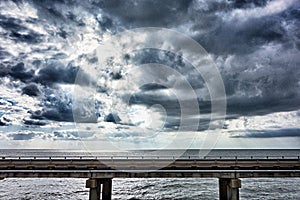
[126,43,299,129]
[9,30,43,44]
[197,17,286,55]
[128,92,181,116]
[54,131,63,138]
[98,0,192,27]
[9,133,35,140]
[187,2,300,57]
[0,119,8,126]
[84,0,299,56]
[11,62,25,72]
[109,71,122,80]
[231,128,300,138]
[27,60,92,88]
[0,49,11,61]
[104,113,121,124]
[2,60,91,88]
[0,116,11,126]
[96,14,113,31]
[0,66,10,77]
[130,49,205,89]
[34,61,79,86]
[0,14,43,44]
[0,0,299,133]
[127,90,213,130]
[23,119,46,126]
[30,90,73,122]
[0,62,34,82]
[226,95,300,117]
[140,83,168,91]
[229,0,268,9]
[22,84,40,97]
[0,15,24,32]
[31,108,73,122]
[30,0,69,23]
[221,43,300,117]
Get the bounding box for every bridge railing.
[1,155,299,160]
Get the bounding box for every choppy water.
[1,178,299,200]
[0,149,299,199]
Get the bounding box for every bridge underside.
[0,169,299,179]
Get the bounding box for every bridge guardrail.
[1,155,300,161]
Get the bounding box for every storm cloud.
[22,84,40,97]
[9,132,35,140]
[30,89,73,122]
[33,61,80,86]
[0,0,299,139]
[231,128,300,138]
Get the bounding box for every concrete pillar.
[102,179,112,200]
[219,178,241,200]
[219,178,230,200]
[86,178,112,200]
[86,178,100,200]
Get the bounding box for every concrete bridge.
[0,155,299,200]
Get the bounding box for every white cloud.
[0,84,40,126]
[226,0,296,22]
[227,109,300,133]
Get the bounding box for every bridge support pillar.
[86,178,112,200]
[219,178,241,200]
[101,178,112,200]
[86,178,100,200]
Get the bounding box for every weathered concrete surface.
[86,178,112,200]
[219,178,241,200]
[0,158,299,171]
[0,170,299,179]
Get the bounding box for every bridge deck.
[0,156,299,178]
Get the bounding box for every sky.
[0,0,299,150]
